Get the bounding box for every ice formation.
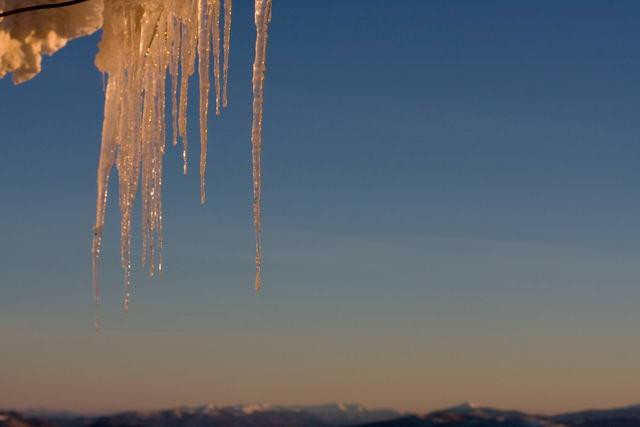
[0,0,272,319]
[251,0,271,290]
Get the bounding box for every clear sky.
[2,0,640,415]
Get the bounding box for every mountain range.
[4,402,640,427]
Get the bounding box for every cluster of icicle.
[91,0,272,325]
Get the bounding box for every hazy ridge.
[4,402,640,427]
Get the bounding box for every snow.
[446,402,484,412]
[239,403,273,415]
[0,0,103,83]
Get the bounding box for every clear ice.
[91,0,271,317]
[251,0,271,291]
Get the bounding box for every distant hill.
[7,402,640,427]
[356,402,561,426]
[356,402,640,426]
[8,403,399,427]
[0,411,53,427]
[85,403,400,427]
[552,403,640,427]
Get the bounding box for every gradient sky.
[2,0,640,415]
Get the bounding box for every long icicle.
[91,72,118,331]
[197,0,212,204]
[212,0,222,115]
[222,0,232,108]
[178,0,198,175]
[251,0,272,290]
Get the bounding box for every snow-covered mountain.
[7,402,640,427]
[357,402,560,426]
[67,403,400,427]
[0,411,54,427]
[552,403,640,426]
[356,402,640,426]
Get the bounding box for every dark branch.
[0,0,92,19]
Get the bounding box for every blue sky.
[1,0,640,414]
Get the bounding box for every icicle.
[251,0,272,291]
[197,0,211,204]
[212,0,222,115]
[90,0,274,314]
[222,0,232,108]
[92,73,118,330]
[169,14,181,147]
[179,1,198,175]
